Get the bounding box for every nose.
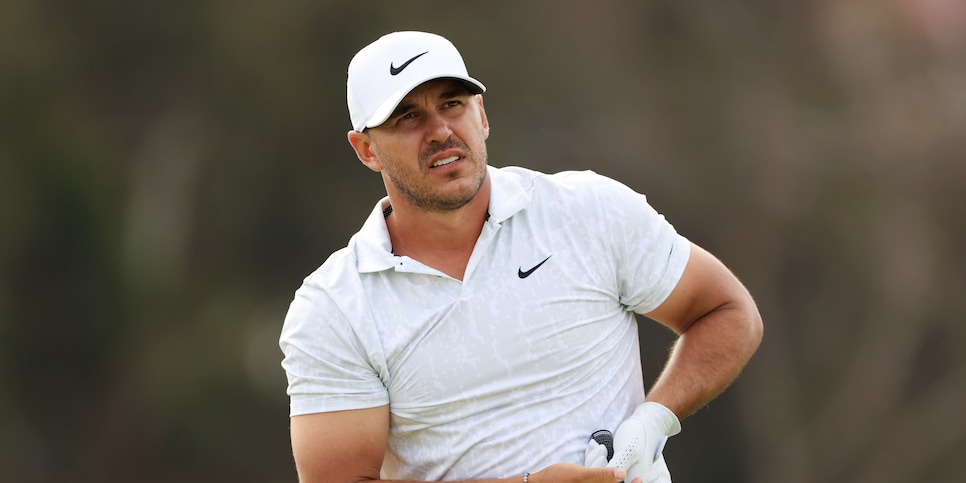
[424,110,453,144]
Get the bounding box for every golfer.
[279,31,762,483]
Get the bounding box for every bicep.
[645,242,754,334]
[291,405,390,483]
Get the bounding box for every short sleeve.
[279,262,390,416]
[590,175,690,314]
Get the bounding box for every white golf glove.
[605,402,681,482]
[584,430,612,467]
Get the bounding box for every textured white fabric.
[279,166,690,481]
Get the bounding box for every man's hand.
[528,463,629,483]
[605,402,680,481]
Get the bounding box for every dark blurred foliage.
[1,1,964,482]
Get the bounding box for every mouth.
[431,155,461,168]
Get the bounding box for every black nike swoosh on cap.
[390,51,429,76]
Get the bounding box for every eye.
[392,111,418,126]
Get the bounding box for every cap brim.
[363,76,486,130]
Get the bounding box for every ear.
[347,130,383,172]
[476,95,490,140]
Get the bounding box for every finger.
[585,438,601,455]
[588,466,626,482]
[585,442,608,467]
[591,429,615,461]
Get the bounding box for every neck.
[385,177,491,280]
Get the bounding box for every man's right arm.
[291,406,390,482]
[290,406,631,483]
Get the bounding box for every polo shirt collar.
[353,165,531,274]
[485,165,530,223]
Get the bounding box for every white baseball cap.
[347,31,486,131]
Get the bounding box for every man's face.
[356,79,490,213]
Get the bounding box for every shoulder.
[283,247,363,337]
[280,244,386,385]
[493,166,638,203]
[494,165,618,188]
[295,247,358,300]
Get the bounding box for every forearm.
[304,464,625,483]
[646,300,763,419]
[293,409,627,483]
[345,478,514,483]
[299,471,518,483]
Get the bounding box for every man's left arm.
[644,241,763,419]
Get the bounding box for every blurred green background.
[2,1,964,482]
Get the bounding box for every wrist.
[636,401,682,437]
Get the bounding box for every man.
[279,31,762,483]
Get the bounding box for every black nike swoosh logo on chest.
[518,255,552,279]
[390,51,429,75]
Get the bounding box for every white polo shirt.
[280,166,690,481]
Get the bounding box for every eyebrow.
[388,85,471,120]
[389,102,417,120]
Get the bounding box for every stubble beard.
[385,139,488,213]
